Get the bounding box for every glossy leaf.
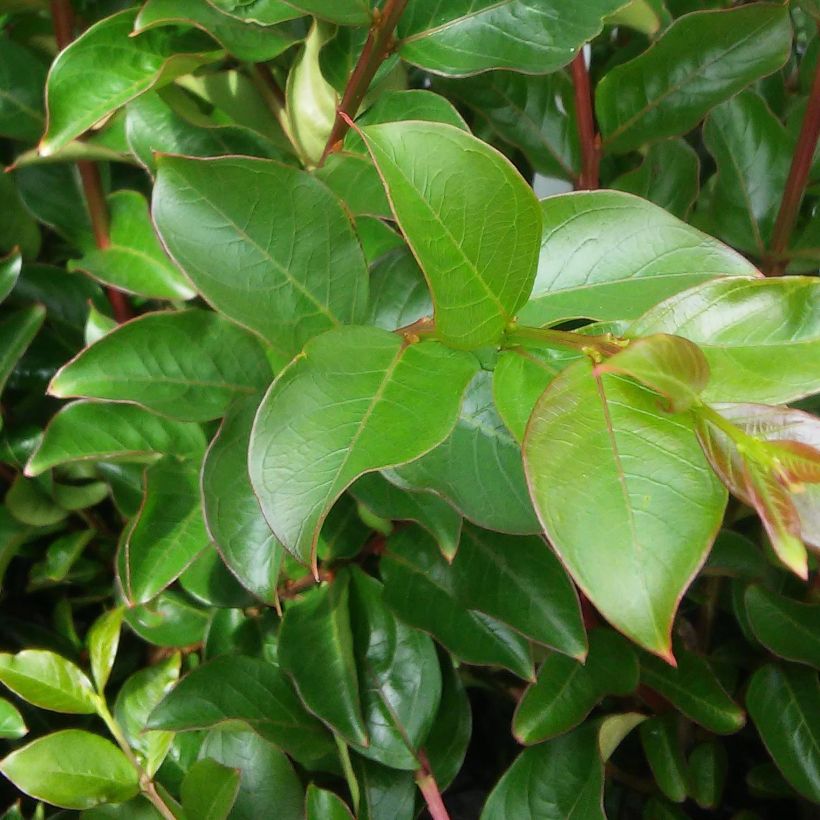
[124,590,208,648]
[746,664,820,802]
[152,155,368,362]
[360,121,541,349]
[0,306,46,397]
[0,730,138,810]
[181,758,240,820]
[596,4,792,153]
[305,785,353,820]
[249,326,476,566]
[0,251,22,305]
[519,190,757,327]
[87,607,123,694]
[51,309,271,421]
[630,277,820,404]
[0,698,26,740]
[640,715,689,803]
[524,359,726,658]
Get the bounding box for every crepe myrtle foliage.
[0,0,818,817]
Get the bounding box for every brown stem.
[570,51,600,189]
[319,0,409,165]
[49,0,132,323]
[415,751,450,820]
[278,569,333,600]
[767,37,820,275]
[251,63,285,107]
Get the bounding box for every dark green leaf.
[181,759,240,820]
[687,740,727,809]
[0,306,46,398]
[0,36,46,141]
[305,785,353,819]
[124,590,208,648]
[639,715,689,803]
[353,755,416,820]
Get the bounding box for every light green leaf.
[0,698,27,740]
[181,759,240,820]
[0,36,46,141]
[285,0,370,24]
[25,400,205,477]
[0,650,97,714]
[69,191,195,300]
[85,304,117,346]
[249,326,477,566]
[523,359,727,658]
[605,0,669,35]
[359,121,541,349]
[87,607,124,694]
[152,155,368,362]
[0,730,138,810]
[41,8,221,155]
[5,475,68,527]
[519,190,758,327]
[630,277,820,404]
[596,4,792,153]
[50,309,272,422]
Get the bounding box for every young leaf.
[397,0,625,76]
[523,359,727,659]
[519,190,758,327]
[181,759,240,820]
[41,8,220,155]
[450,525,586,658]
[50,310,272,422]
[305,785,353,820]
[0,730,138,810]
[596,4,792,153]
[381,527,534,680]
[359,121,541,349]
[630,277,820,404]
[25,400,205,477]
[147,655,332,760]
[152,155,368,363]
[68,191,195,301]
[202,395,282,604]
[87,607,124,693]
[747,664,820,803]
[0,650,98,714]
[0,698,27,740]
[640,715,690,803]
[249,326,477,566]
[278,573,366,746]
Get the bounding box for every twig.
[415,750,450,820]
[318,0,409,165]
[278,568,333,600]
[570,50,600,189]
[767,32,820,275]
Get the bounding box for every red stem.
[570,50,600,189]
[319,0,409,165]
[415,751,450,820]
[49,0,131,322]
[768,36,820,275]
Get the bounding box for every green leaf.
[25,400,205,477]
[0,305,46,398]
[152,155,368,363]
[702,91,792,256]
[249,326,476,566]
[285,0,369,24]
[398,0,625,76]
[136,0,301,62]
[640,647,745,734]
[114,654,180,776]
[87,607,124,693]
[359,121,541,349]
[600,333,710,413]
[523,359,726,658]
[630,277,820,404]
[519,190,758,327]
[438,71,579,181]
[0,650,97,714]
[305,785,353,820]
[388,370,540,534]
[381,526,534,680]
[0,730,138,810]
[0,697,27,740]
[202,395,282,604]
[612,139,699,220]
[639,715,690,803]
[313,152,390,218]
[451,524,585,657]
[278,573,366,745]
[687,740,727,809]
[41,8,220,155]
[481,723,605,820]
[745,586,820,669]
[747,664,820,802]
[85,304,118,346]
[147,655,332,760]
[50,309,271,422]
[349,568,441,769]
[181,759,240,820]
[366,247,432,332]
[5,475,67,527]
[350,473,461,562]
[605,0,669,35]
[353,754,416,820]
[0,36,46,141]
[596,4,792,153]
[124,590,208,648]
[68,191,195,301]
[119,458,208,604]
[0,250,22,305]
[199,728,305,820]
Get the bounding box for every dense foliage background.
[0,0,819,817]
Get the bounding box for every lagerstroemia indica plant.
[0,0,819,817]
